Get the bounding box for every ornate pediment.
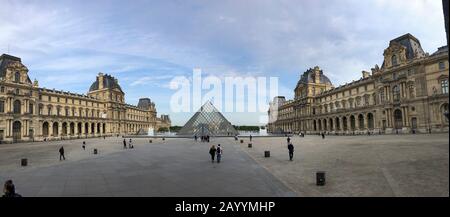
[383,41,407,68]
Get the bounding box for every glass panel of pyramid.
[177,101,239,136]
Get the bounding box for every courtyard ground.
[240,133,449,196]
[0,134,448,196]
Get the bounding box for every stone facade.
[268,34,449,134]
[0,54,170,143]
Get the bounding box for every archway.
[367,113,374,129]
[62,122,68,136]
[85,123,89,134]
[42,122,49,137]
[329,118,333,131]
[335,117,340,131]
[323,119,327,132]
[318,119,322,131]
[343,116,348,131]
[70,122,75,135]
[350,115,356,131]
[52,122,59,136]
[78,123,82,135]
[441,103,449,124]
[91,123,95,134]
[12,121,21,142]
[313,120,317,131]
[358,114,364,130]
[394,109,403,129]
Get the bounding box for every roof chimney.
[98,73,104,89]
[362,70,370,79]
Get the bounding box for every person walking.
[123,139,127,149]
[249,134,252,142]
[2,180,21,197]
[321,132,325,139]
[59,146,65,161]
[128,139,132,149]
[216,144,223,163]
[209,145,216,163]
[287,143,294,161]
[82,141,86,150]
[194,135,198,141]
[287,136,291,144]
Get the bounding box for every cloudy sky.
[0,0,446,126]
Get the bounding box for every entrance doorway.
[394,109,403,129]
[13,121,21,143]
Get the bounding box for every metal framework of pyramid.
[177,101,238,136]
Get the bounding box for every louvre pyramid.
[177,101,238,136]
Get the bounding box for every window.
[391,55,398,66]
[13,100,21,114]
[0,86,4,93]
[39,94,42,100]
[14,71,20,83]
[0,100,4,113]
[439,62,445,70]
[15,89,19,95]
[441,79,449,94]
[48,96,51,102]
[393,85,400,101]
[29,103,33,114]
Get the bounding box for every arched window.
[391,55,398,66]
[14,72,20,83]
[392,85,400,101]
[13,100,21,114]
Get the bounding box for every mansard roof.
[89,73,123,93]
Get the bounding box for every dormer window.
[14,71,20,83]
[391,55,398,66]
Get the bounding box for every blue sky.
[0,0,446,126]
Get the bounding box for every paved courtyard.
[0,137,295,197]
[241,133,449,197]
[0,134,448,197]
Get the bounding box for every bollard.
[240,139,243,144]
[316,171,326,186]
[264,151,270,158]
[93,149,98,155]
[21,158,28,166]
[248,143,252,148]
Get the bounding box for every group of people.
[208,144,223,163]
[195,135,210,142]
[123,139,134,149]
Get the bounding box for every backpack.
[216,147,221,154]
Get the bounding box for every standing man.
[209,145,216,163]
[287,143,294,161]
[123,139,127,149]
[216,144,223,163]
[59,146,65,161]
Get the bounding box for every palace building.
[0,54,170,143]
[268,34,449,134]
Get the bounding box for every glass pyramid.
[177,101,239,136]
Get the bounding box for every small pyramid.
[177,101,238,136]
